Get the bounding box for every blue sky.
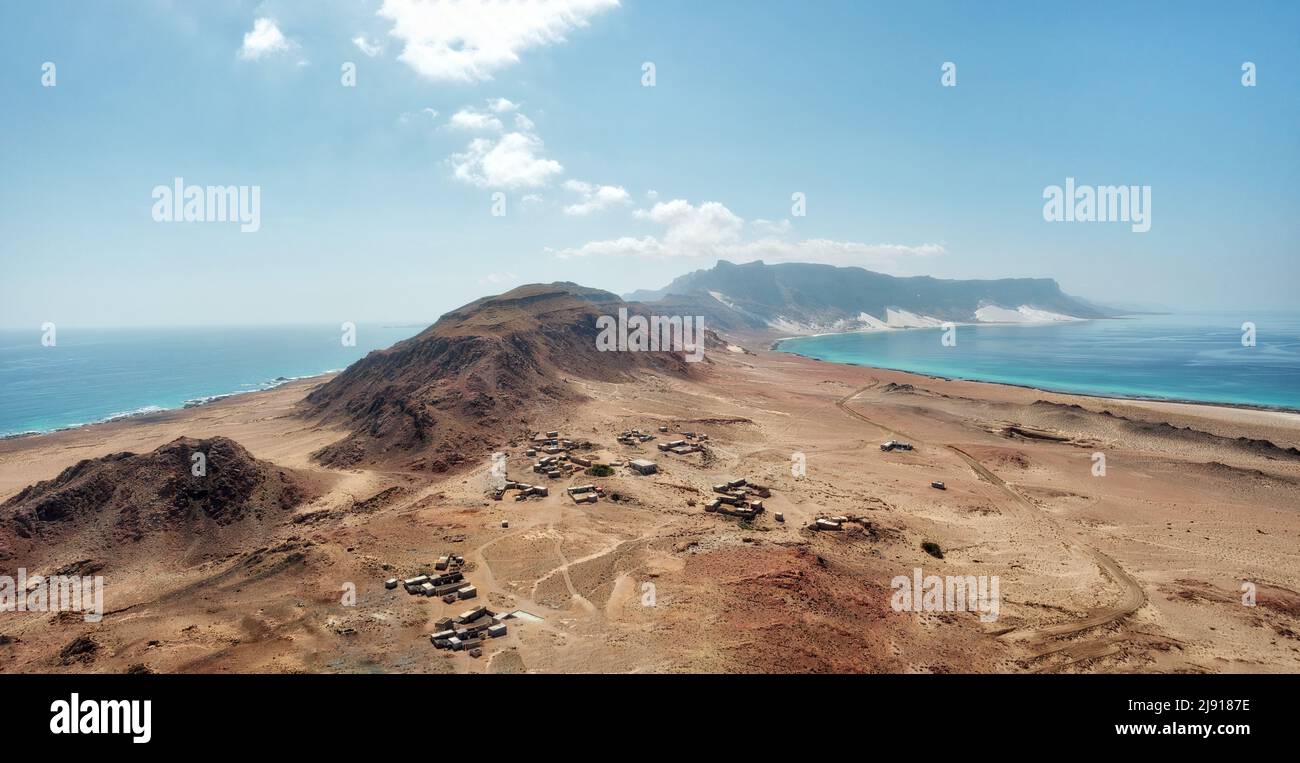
[1,0,1296,327]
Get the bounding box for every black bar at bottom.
[1,673,1287,750]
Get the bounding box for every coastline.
[6,334,1297,466]
[0,371,340,442]
[772,316,1099,341]
[769,331,1300,419]
[6,327,1299,452]
[0,373,337,445]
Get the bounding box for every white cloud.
[377,0,619,82]
[448,102,563,189]
[513,113,536,131]
[353,35,384,57]
[451,131,563,189]
[398,107,439,126]
[489,98,519,113]
[239,18,298,60]
[546,198,945,270]
[633,199,745,249]
[449,108,504,132]
[562,180,631,216]
[752,218,792,235]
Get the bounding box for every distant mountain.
[624,260,1109,334]
[1068,296,1171,315]
[304,283,702,471]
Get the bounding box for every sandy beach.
[2,340,1298,674]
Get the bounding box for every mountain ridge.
[624,260,1107,334]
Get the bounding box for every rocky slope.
[0,436,314,560]
[303,282,703,471]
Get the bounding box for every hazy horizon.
[1,255,1294,332]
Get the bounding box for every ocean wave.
[182,373,321,407]
[3,404,176,437]
[3,373,330,438]
[99,405,166,422]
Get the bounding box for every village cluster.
[427,605,512,657]
[384,551,478,603]
[704,477,772,520]
[384,552,511,658]
[808,514,868,531]
[489,429,667,507]
[382,421,958,660]
[656,430,708,456]
[490,428,744,523]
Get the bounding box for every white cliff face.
[763,303,1081,337]
[708,290,739,309]
[974,305,1082,323]
[768,309,949,335]
[885,308,946,328]
[856,312,889,330]
[767,312,891,335]
[767,315,819,335]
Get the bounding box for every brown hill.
[303,282,705,471]
[1,436,313,554]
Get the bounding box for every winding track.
[835,383,1147,657]
[946,445,1147,642]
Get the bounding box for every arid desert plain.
[2,336,1299,674]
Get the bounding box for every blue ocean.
[777,312,1300,411]
[4,314,1298,438]
[0,324,422,437]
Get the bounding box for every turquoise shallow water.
[3,314,1297,438]
[777,312,1300,411]
[0,324,422,437]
